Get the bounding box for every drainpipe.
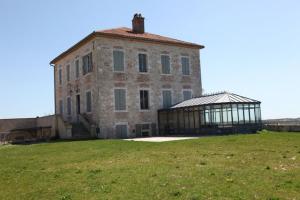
[50,63,58,138]
[50,63,56,115]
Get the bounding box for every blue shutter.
[113,50,124,71]
[161,55,170,74]
[115,89,126,110]
[182,57,190,75]
[183,91,192,100]
[163,90,172,108]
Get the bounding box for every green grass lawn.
[0,131,299,200]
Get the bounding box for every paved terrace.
[124,136,199,142]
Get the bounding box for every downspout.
[50,63,56,115]
[50,63,58,138]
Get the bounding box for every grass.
[0,131,299,200]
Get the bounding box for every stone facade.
[53,33,202,138]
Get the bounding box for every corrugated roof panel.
[171,92,260,109]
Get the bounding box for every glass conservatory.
[158,92,262,135]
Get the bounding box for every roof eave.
[49,31,204,65]
[49,32,96,65]
[95,32,204,49]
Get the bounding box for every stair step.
[71,123,91,138]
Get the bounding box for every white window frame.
[85,90,92,113]
[139,88,150,111]
[112,48,125,72]
[182,89,193,101]
[137,51,149,74]
[82,52,93,76]
[114,122,129,138]
[160,54,172,75]
[113,87,127,112]
[181,55,191,76]
[161,89,173,108]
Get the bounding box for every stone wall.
[0,115,56,144]
[0,118,36,132]
[54,36,202,138]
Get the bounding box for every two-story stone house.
[50,14,204,138]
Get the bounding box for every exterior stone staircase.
[71,123,93,139]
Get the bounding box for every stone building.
[50,14,204,138]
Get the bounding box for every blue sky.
[0,0,299,119]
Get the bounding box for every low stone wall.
[0,115,56,144]
[0,118,36,132]
[263,124,300,132]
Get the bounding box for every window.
[59,100,63,114]
[58,68,62,85]
[115,124,128,138]
[75,60,80,78]
[183,90,192,101]
[181,57,190,75]
[141,124,151,136]
[82,53,92,75]
[138,53,147,72]
[162,90,172,108]
[140,90,149,110]
[114,88,126,111]
[66,65,70,82]
[86,91,92,112]
[161,55,170,74]
[113,50,124,71]
[67,97,71,115]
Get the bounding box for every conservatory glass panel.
[244,104,250,123]
[249,104,256,123]
[232,104,238,124]
[238,104,244,124]
[205,106,211,124]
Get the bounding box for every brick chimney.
[132,13,145,34]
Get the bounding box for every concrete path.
[124,136,199,142]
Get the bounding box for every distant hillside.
[263,118,300,125]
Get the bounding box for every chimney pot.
[132,13,145,34]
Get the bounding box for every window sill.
[114,110,128,113]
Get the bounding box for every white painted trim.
[112,48,126,73]
[138,87,151,111]
[113,87,128,112]
[82,51,93,77]
[160,54,172,75]
[161,89,173,108]
[180,55,191,76]
[136,51,150,73]
[182,88,193,101]
[114,122,129,138]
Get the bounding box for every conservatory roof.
[171,92,260,109]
